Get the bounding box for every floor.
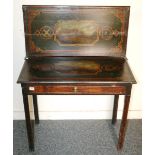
[13,120,142,155]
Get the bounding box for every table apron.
[23,85,131,95]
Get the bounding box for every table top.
[17,57,136,85]
[23,6,130,57]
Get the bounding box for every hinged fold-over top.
[23,5,130,58]
[17,5,136,84]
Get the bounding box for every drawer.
[28,85,126,94]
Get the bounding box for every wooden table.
[17,57,136,151]
[17,5,136,151]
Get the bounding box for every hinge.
[24,57,29,60]
[120,56,128,60]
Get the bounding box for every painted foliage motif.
[30,58,124,77]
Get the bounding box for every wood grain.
[28,85,126,95]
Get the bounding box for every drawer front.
[28,85,126,94]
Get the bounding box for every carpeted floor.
[13,120,142,155]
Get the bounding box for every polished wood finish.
[117,95,131,150]
[33,95,39,124]
[22,87,34,151]
[23,6,130,57]
[112,95,119,125]
[17,5,136,151]
[28,85,126,95]
[17,58,136,85]
[29,57,125,77]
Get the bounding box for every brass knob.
[74,86,78,92]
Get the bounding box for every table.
[17,57,136,151]
[17,5,136,151]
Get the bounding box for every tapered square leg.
[112,95,119,125]
[33,95,39,124]
[117,95,130,150]
[22,88,34,151]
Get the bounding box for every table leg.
[112,95,119,125]
[22,89,34,151]
[33,95,39,124]
[117,95,130,150]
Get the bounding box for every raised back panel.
[23,5,130,57]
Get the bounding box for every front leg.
[117,95,130,150]
[33,95,39,124]
[112,95,119,125]
[22,87,34,151]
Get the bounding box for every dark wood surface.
[25,85,127,95]
[32,95,39,124]
[22,87,34,151]
[112,95,119,125]
[17,57,136,84]
[117,95,131,150]
[23,6,130,57]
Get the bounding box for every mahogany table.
[17,5,136,151]
[17,57,136,151]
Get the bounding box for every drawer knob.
[74,86,78,92]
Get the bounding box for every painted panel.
[23,6,130,56]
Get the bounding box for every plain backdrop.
[2,0,155,154]
[0,0,152,154]
[13,0,142,120]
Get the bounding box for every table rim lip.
[18,81,136,84]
